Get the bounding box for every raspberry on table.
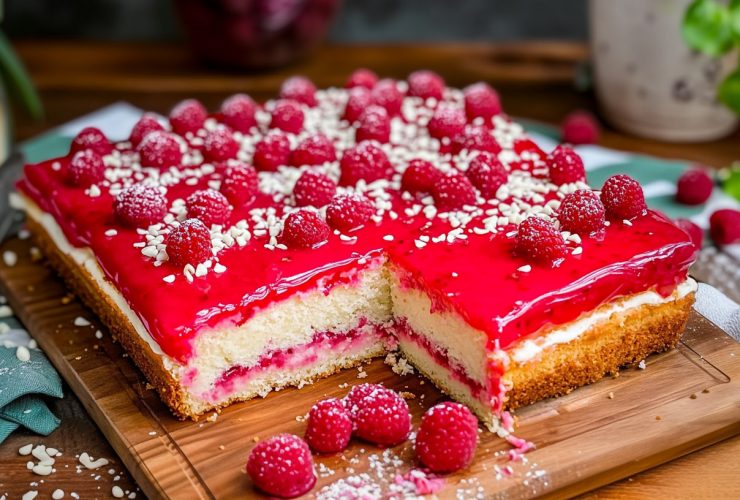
[129,113,165,148]
[186,189,232,226]
[451,124,501,155]
[354,386,411,446]
[415,402,478,473]
[557,189,605,235]
[280,76,317,107]
[326,194,375,231]
[270,99,304,134]
[600,174,647,220]
[280,209,331,249]
[371,79,404,116]
[70,127,113,156]
[253,132,291,172]
[169,98,208,136]
[246,434,316,499]
[515,216,568,266]
[561,110,600,145]
[343,86,374,123]
[401,159,443,195]
[345,68,378,89]
[547,144,586,185]
[220,161,259,207]
[114,184,168,228]
[463,82,502,122]
[709,209,740,246]
[432,173,477,211]
[304,398,353,454]
[291,134,337,167]
[356,105,391,144]
[293,170,337,207]
[465,152,508,198]
[67,149,105,187]
[203,126,239,162]
[407,70,445,101]
[137,130,183,168]
[167,218,213,267]
[676,168,713,205]
[220,93,258,133]
[343,383,386,421]
[675,218,703,250]
[339,141,392,186]
[427,105,466,140]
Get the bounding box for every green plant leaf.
[718,69,740,114]
[730,0,740,42]
[682,0,734,56]
[0,32,43,120]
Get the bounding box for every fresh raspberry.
[675,218,703,250]
[169,99,208,136]
[407,70,445,101]
[431,173,477,211]
[600,174,647,220]
[137,131,183,168]
[304,398,353,454]
[547,145,586,185]
[281,209,330,249]
[293,170,337,207]
[676,168,713,205]
[451,125,501,155]
[401,159,443,194]
[561,110,600,145]
[339,141,391,186]
[291,134,336,166]
[220,93,258,133]
[186,189,232,226]
[67,149,105,187]
[270,99,304,134]
[343,383,386,420]
[326,194,375,231]
[70,127,113,156]
[415,402,478,473]
[114,184,168,228]
[463,82,502,122]
[167,218,212,267]
[354,386,411,446]
[246,434,316,498]
[515,216,568,266]
[129,113,165,148]
[280,76,317,107]
[343,86,374,123]
[356,105,391,144]
[345,68,378,89]
[253,132,291,171]
[427,105,466,140]
[203,126,239,162]
[465,152,508,198]
[557,190,605,235]
[220,161,259,207]
[709,209,740,246]
[371,79,404,116]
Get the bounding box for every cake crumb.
[637,360,646,370]
[61,295,74,305]
[607,392,614,399]
[398,391,416,400]
[206,412,219,422]
[385,352,415,376]
[690,393,697,399]
[655,416,662,420]
[702,388,710,394]
[218,445,225,450]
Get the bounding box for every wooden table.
[2,41,739,499]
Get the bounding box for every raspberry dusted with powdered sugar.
[401,159,443,195]
[463,82,502,122]
[326,194,375,231]
[339,141,392,186]
[246,434,316,498]
[293,170,337,207]
[129,113,165,148]
[304,398,353,454]
[561,110,600,145]
[356,105,391,144]
[169,99,207,136]
[465,152,508,198]
[547,144,586,185]
[452,124,501,155]
[203,126,239,162]
[371,78,404,116]
[345,68,378,89]
[291,134,337,167]
[427,105,466,140]
[137,130,183,168]
[558,190,605,235]
[280,76,317,107]
[114,184,168,228]
[167,218,212,267]
[70,127,113,156]
[343,86,374,123]
[220,93,258,133]
[432,173,477,211]
[600,174,647,220]
[353,386,411,446]
[407,70,445,101]
[270,99,304,134]
[253,132,291,172]
[676,168,713,205]
[220,161,259,207]
[186,189,232,226]
[281,209,331,249]
[415,402,478,473]
[515,216,568,266]
[67,149,105,187]
[343,383,385,420]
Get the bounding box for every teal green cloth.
[0,345,63,443]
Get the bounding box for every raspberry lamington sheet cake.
[16,70,698,426]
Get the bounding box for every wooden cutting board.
[0,236,738,500]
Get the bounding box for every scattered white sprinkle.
[16,345,31,362]
[79,452,109,469]
[638,360,646,370]
[95,330,103,339]
[22,491,38,500]
[52,489,65,500]
[382,234,394,241]
[572,247,583,255]
[0,305,12,317]
[73,317,91,327]
[112,486,124,498]
[623,219,633,226]
[213,263,227,273]
[162,274,176,284]
[3,250,17,266]
[517,265,532,273]
[19,444,33,455]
